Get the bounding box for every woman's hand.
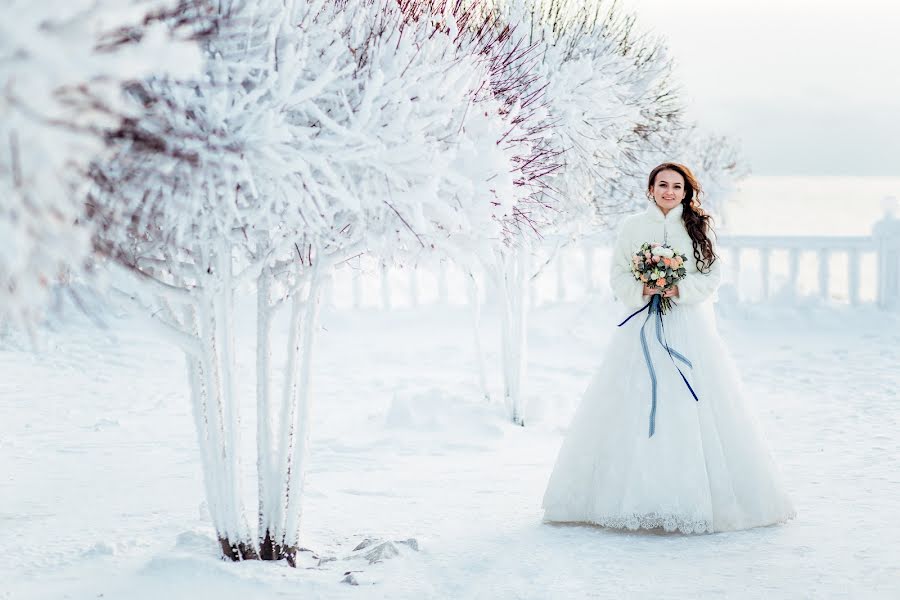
[643,285,680,297]
[663,285,680,298]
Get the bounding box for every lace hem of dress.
[573,512,713,534]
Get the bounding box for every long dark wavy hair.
[647,162,718,273]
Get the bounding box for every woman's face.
[649,169,686,213]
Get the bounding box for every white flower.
[651,246,675,258]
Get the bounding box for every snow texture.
[2,294,898,599]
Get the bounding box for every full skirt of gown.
[541,300,796,533]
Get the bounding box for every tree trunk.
[256,269,277,560]
[437,260,449,305]
[183,304,225,542]
[280,269,323,565]
[264,264,323,564]
[380,261,391,309]
[266,279,304,562]
[213,245,257,558]
[498,249,529,426]
[184,282,257,561]
[467,271,490,402]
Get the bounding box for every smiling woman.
[541,162,796,534]
[619,0,900,176]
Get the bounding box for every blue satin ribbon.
[618,295,699,437]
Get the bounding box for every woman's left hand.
[663,286,680,298]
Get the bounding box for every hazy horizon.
[620,0,900,177]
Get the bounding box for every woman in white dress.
[542,162,796,533]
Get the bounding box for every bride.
[542,162,796,533]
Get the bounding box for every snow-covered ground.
[2,293,899,599]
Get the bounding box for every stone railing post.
[873,196,900,311]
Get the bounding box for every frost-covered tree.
[671,126,748,223]
[0,0,203,327]
[612,122,748,235]
[90,0,559,563]
[517,2,743,232]
[394,0,567,426]
[90,0,317,560]
[512,0,684,228]
[257,0,562,562]
[456,0,684,425]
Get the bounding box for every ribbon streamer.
[618,295,699,437]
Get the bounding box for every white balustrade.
[328,201,900,312]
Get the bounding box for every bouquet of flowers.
[630,242,688,313]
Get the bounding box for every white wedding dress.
[542,203,796,533]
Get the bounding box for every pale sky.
[618,0,900,176]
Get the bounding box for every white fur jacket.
[609,202,722,309]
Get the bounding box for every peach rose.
[662,257,671,267]
[656,277,667,286]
